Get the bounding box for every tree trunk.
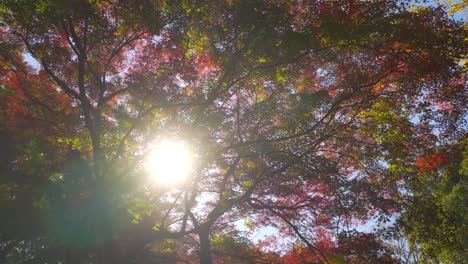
[198,225,212,264]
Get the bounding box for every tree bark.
[198,225,212,264]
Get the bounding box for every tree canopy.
[0,0,466,263]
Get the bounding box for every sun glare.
[144,140,193,185]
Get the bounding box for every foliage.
[0,0,466,263]
[402,140,468,263]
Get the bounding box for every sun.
[144,140,193,185]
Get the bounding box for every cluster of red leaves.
[281,247,323,264]
[193,52,220,78]
[415,153,449,173]
[280,232,397,264]
[0,66,77,142]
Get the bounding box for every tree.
[401,140,468,263]
[0,0,466,263]
[281,231,395,264]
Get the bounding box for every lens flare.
[144,140,192,185]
